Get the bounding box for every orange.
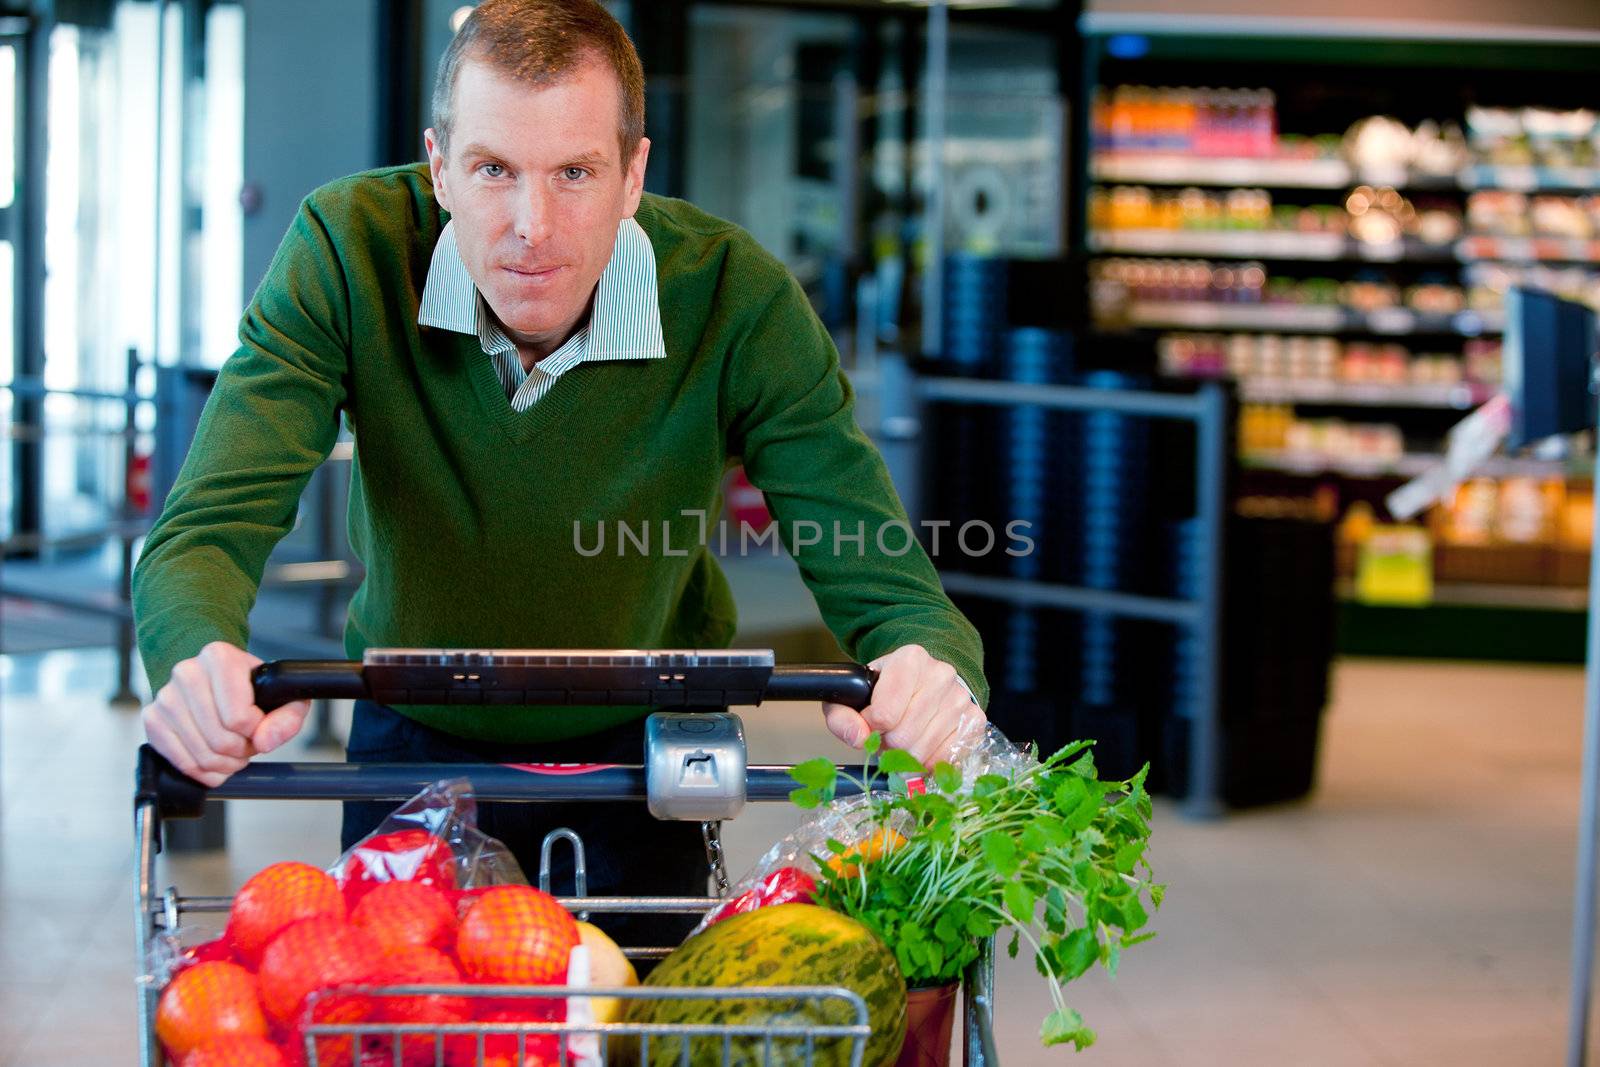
[257,916,384,1027]
[374,944,472,1067]
[263,916,384,1067]
[455,886,578,986]
[156,961,267,1059]
[181,1035,286,1067]
[352,879,456,953]
[226,862,345,967]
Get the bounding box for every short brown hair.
[431,0,645,163]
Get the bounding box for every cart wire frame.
[134,771,998,1067]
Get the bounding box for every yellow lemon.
[576,920,638,1023]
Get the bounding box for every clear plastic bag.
[141,924,227,992]
[695,721,1032,936]
[941,721,1040,783]
[329,777,528,910]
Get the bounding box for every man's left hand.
[823,644,986,768]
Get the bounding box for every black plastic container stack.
[995,327,1069,694]
[1163,510,1336,806]
[1167,516,1206,754]
[938,253,1008,379]
[1059,372,1158,780]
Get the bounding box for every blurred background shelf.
[1233,378,1492,408]
[1240,450,1575,479]
[1092,154,1355,188]
[1093,155,1600,194]
[1091,229,1600,265]
[1124,302,1503,335]
[1338,579,1590,610]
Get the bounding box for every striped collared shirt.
[417,217,666,411]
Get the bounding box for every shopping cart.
[134,649,1000,1067]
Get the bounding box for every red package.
[327,780,526,907]
[701,866,816,928]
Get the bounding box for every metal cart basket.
[134,649,1000,1067]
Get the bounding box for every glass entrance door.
[1,3,243,549]
[1,28,21,542]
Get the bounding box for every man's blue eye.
[564,167,587,181]
[481,164,504,177]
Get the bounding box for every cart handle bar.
[136,746,886,820]
[250,653,876,714]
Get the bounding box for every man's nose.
[514,181,555,245]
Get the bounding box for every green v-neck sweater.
[132,163,987,742]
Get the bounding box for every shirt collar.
[417,216,665,362]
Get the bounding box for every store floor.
[0,650,1588,1066]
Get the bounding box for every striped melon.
[624,903,907,1067]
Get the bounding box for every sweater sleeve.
[722,267,989,709]
[132,197,350,693]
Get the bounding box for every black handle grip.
[136,743,209,820]
[251,660,368,711]
[139,658,879,816]
[245,657,877,709]
[764,664,877,709]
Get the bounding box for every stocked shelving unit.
[1077,18,1600,657]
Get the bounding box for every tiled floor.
[0,649,1592,1065]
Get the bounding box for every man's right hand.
[141,641,312,787]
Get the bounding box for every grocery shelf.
[1090,230,1460,263]
[1126,302,1346,331]
[1092,229,1599,266]
[1460,164,1600,193]
[1241,450,1575,479]
[1124,301,1503,336]
[1366,308,1504,336]
[1093,154,1600,194]
[1337,580,1590,611]
[1093,155,1354,188]
[1091,230,1347,260]
[1455,235,1600,265]
[1234,378,1492,409]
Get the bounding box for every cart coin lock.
[645,711,747,821]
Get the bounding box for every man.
[133,0,987,930]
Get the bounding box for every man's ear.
[425,128,453,213]
[623,136,651,218]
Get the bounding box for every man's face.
[426,56,649,357]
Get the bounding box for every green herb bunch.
[788,734,1163,1051]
